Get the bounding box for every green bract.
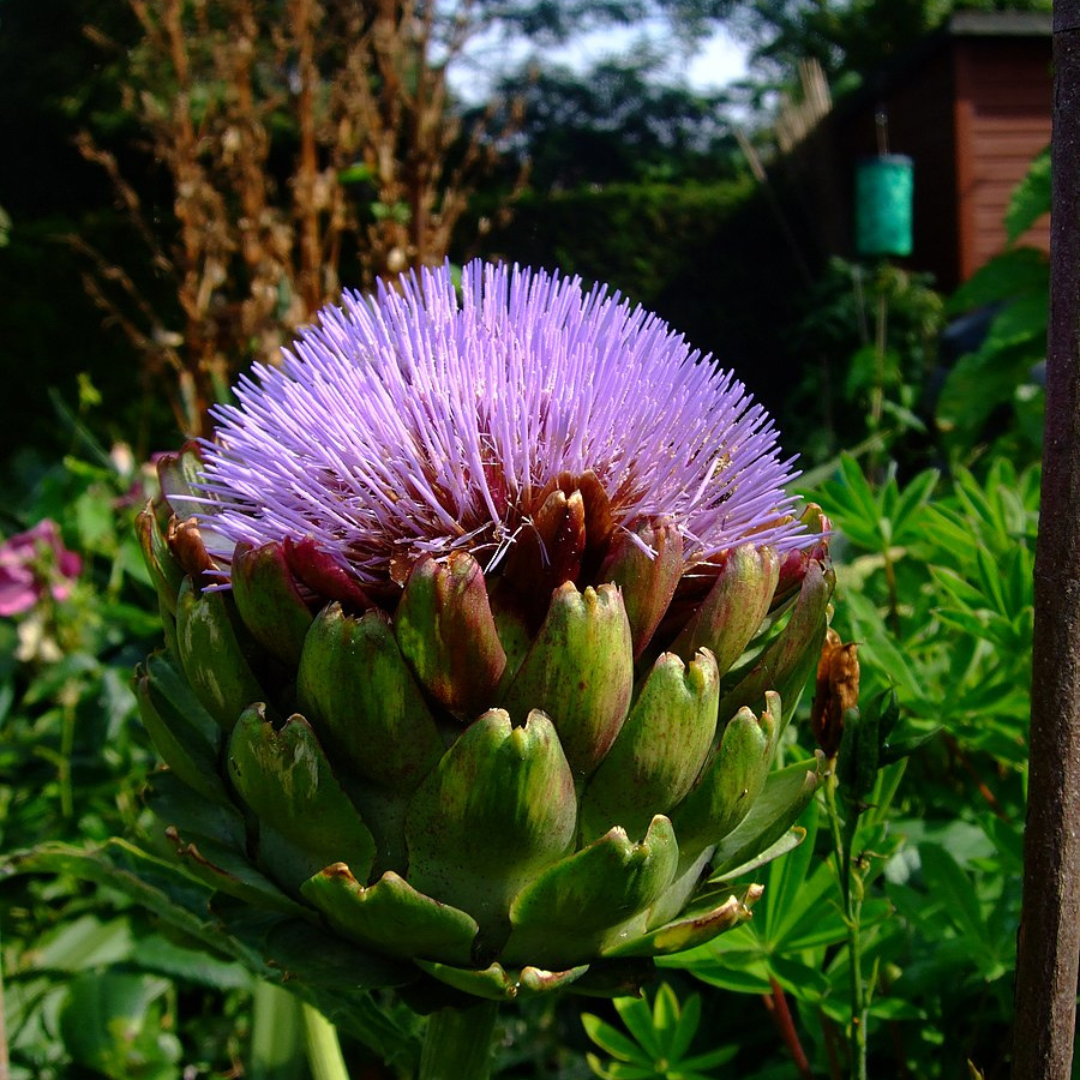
[135,450,832,1006]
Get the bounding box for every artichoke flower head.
[137,261,833,1007]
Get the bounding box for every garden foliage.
[0,153,1048,1078]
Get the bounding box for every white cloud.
[685,28,748,90]
[448,22,749,102]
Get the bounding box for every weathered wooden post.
[1013,3,1080,1076]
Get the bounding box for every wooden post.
[1012,3,1080,1077]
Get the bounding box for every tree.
[71,0,753,437]
[730,0,1052,88]
[75,0,529,435]
[482,52,739,190]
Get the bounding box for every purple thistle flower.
[197,261,808,586]
[135,261,837,1011]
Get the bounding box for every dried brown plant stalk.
[78,0,522,436]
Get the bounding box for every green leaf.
[841,591,923,703]
[917,843,987,948]
[769,867,849,952]
[707,827,805,883]
[767,952,832,1000]
[59,971,179,1080]
[609,885,759,957]
[890,469,939,544]
[946,246,1049,314]
[615,994,662,1060]
[31,914,135,972]
[757,799,820,940]
[930,566,988,610]
[666,990,700,1062]
[839,453,884,535]
[1005,146,1051,243]
[2,840,412,1005]
[936,341,1041,460]
[583,1013,653,1065]
[983,292,1048,353]
[134,933,253,991]
[650,982,679,1045]
[144,769,247,853]
[587,1056,656,1080]
[879,729,942,766]
[974,547,1009,617]
[673,958,771,996]
[680,1043,740,1070]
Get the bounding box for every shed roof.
[945,10,1052,37]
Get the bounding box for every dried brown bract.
[810,627,860,757]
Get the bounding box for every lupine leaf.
[666,991,700,1062]
[582,1013,652,1065]
[614,995,663,1060]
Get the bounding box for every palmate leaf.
[584,983,733,1080]
[952,465,1023,541]
[815,453,886,551]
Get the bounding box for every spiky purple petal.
[198,261,807,584]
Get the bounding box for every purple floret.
[197,261,807,584]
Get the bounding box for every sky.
[549,24,750,88]
[450,23,750,102]
[686,27,750,89]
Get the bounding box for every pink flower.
[0,520,82,617]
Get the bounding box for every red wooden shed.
[793,11,1052,289]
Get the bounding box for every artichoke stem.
[302,1002,351,1080]
[250,982,305,1079]
[419,1001,500,1080]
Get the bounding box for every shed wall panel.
[958,36,1051,276]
